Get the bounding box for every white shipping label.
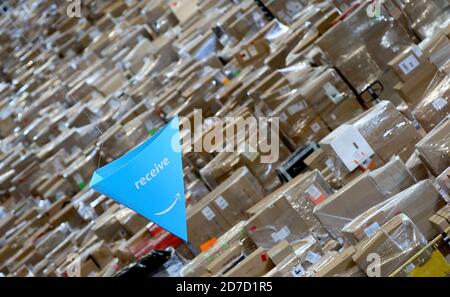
[325,159,335,171]
[214,196,229,210]
[248,45,259,57]
[291,264,305,277]
[306,251,321,264]
[329,124,375,172]
[74,174,84,185]
[364,222,381,237]
[278,85,291,96]
[323,83,344,104]
[432,97,448,111]
[310,122,321,133]
[399,54,420,75]
[270,226,291,242]
[412,45,423,58]
[287,101,306,115]
[201,207,215,221]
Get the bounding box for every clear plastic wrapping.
[413,74,450,133]
[187,167,266,250]
[313,157,416,240]
[352,214,429,277]
[316,2,413,94]
[415,115,450,176]
[245,196,311,249]
[435,167,450,202]
[266,235,323,277]
[342,180,445,244]
[180,221,254,277]
[320,101,422,181]
[397,0,450,39]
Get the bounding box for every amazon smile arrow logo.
[89,116,187,240]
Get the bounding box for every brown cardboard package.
[224,247,275,277]
[234,39,271,68]
[413,75,450,133]
[342,180,446,243]
[267,235,324,277]
[316,2,413,95]
[429,214,450,233]
[313,246,359,277]
[267,240,294,266]
[352,214,428,277]
[187,167,265,250]
[313,157,415,239]
[180,221,253,277]
[320,101,421,182]
[245,196,310,249]
[435,168,450,201]
[415,116,450,176]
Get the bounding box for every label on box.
[306,251,321,264]
[412,45,423,58]
[280,113,288,122]
[306,185,327,205]
[325,159,335,171]
[248,45,259,57]
[291,264,305,277]
[214,196,229,210]
[162,105,173,115]
[270,226,291,243]
[399,54,420,75]
[201,207,215,221]
[364,222,381,237]
[74,173,86,190]
[432,97,447,111]
[278,85,291,96]
[310,122,321,133]
[53,159,64,172]
[287,101,306,115]
[323,83,344,104]
[329,125,375,172]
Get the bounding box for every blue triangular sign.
[89,116,187,240]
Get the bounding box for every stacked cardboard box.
[0,0,449,278]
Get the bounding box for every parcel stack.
[0,0,449,277]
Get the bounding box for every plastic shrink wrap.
[316,2,413,97]
[187,167,265,250]
[352,214,430,277]
[320,101,422,182]
[413,75,450,133]
[415,115,450,176]
[342,180,446,244]
[180,221,255,277]
[313,157,416,240]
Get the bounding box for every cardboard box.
[267,240,294,265]
[416,116,450,176]
[429,214,450,233]
[224,247,275,277]
[352,214,428,277]
[342,180,446,243]
[245,196,310,249]
[188,167,265,250]
[313,246,358,277]
[413,76,450,133]
[314,158,415,239]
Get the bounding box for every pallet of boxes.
[0,0,449,277]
